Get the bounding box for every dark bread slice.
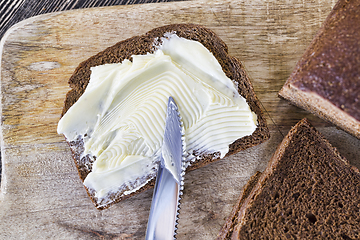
[217,118,360,239]
[60,24,270,209]
[279,0,360,139]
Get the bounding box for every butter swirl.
[57,34,257,203]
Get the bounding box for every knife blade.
[145,96,184,240]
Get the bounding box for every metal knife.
[145,96,184,240]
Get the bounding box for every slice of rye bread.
[217,118,360,240]
[60,24,270,209]
[279,0,360,139]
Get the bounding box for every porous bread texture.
[279,0,360,139]
[60,24,270,209]
[218,118,360,239]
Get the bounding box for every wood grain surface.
[1,0,360,239]
[0,0,183,41]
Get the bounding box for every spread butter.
[58,34,257,203]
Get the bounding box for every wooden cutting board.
[1,0,359,239]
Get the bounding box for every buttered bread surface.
[57,23,269,209]
[58,33,258,207]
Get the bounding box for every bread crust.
[216,171,261,240]
[60,24,270,209]
[279,83,360,138]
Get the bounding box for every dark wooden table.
[0,0,182,183]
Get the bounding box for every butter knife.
[145,96,184,240]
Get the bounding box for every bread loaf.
[279,0,360,139]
